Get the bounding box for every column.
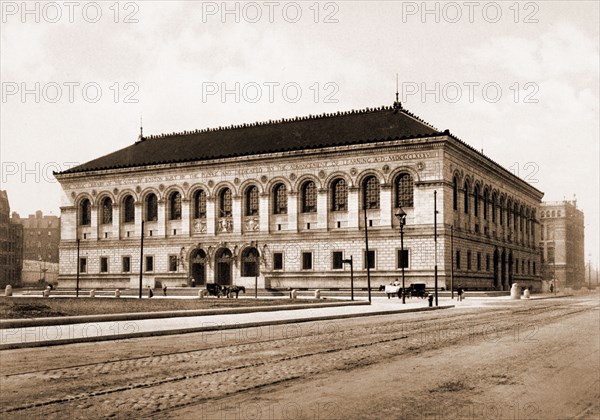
[380,184,392,228]
[348,187,359,229]
[259,193,269,232]
[157,199,166,238]
[287,192,298,232]
[232,195,242,234]
[181,199,191,236]
[112,204,120,239]
[90,207,98,240]
[206,197,216,235]
[134,203,143,237]
[317,189,328,230]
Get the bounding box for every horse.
[224,285,245,299]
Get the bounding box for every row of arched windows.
[452,175,536,234]
[78,173,416,226]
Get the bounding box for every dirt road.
[1,296,598,419]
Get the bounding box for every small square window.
[122,256,131,273]
[364,250,375,269]
[332,251,343,270]
[145,256,154,272]
[302,252,313,270]
[100,257,108,273]
[397,249,409,269]
[79,257,87,273]
[273,252,283,270]
[169,255,178,272]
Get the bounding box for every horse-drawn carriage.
[380,283,428,299]
[205,283,246,298]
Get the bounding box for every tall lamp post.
[395,207,407,304]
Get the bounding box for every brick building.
[12,211,61,285]
[0,190,23,287]
[539,200,585,290]
[55,104,543,291]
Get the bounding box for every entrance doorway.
[215,248,233,285]
[190,248,207,286]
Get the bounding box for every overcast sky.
[1,1,598,266]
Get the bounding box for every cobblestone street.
[1,296,598,419]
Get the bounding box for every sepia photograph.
[1,1,599,419]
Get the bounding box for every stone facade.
[55,107,543,291]
[539,201,585,290]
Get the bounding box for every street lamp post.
[450,226,454,300]
[395,207,407,304]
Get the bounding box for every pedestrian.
[427,293,434,307]
[163,284,167,296]
[147,286,153,298]
[550,284,554,293]
[393,278,400,286]
[457,286,463,302]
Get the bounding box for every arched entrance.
[190,248,207,286]
[493,249,499,290]
[241,247,260,277]
[215,248,233,285]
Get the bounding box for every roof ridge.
[142,105,437,141]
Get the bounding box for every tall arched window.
[193,190,206,219]
[363,176,380,210]
[514,203,519,230]
[146,193,158,221]
[491,192,497,223]
[301,181,317,213]
[80,198,91,226]
[463,181,470,214]
[499,197,504,225]
[123,195,135,223]
[473,185,480,217]
[273,183,287,214]
[100,197,112,224]
[525,209,530,234]
[331,178,347,211]
[169,191,182,220]
[506,200,512,228]
[453,176,459,211]
[219,188,232,217]
[395,173,414,208]
[483,189,489,220]
[245,186,259,216]
[519,206,524,232]
[241,247,260,277]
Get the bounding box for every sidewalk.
[0,297,453,350]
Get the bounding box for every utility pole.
[434,190,438,307]
[139,220,144,299]
[363,193,372,303]
[450,226,454,299]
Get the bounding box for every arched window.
[499,197,504,225]
[473,185,480,217]
[80,199,91,226]
[483,189,489,220]
[241,247,260,277]
[101,197,112,224]
[123,195,135,223]
[531,211,536,238]
[519,206,524,232]
[193,190,206,219]
[169,191,182,220]
[245,186,259,216]
[506,200,512,228]
[514,203,519,230]
[363,176,380,210]
[146,193,158,221]
[395,173,414,208]
[273,183,287,214]
[453,176,459,211]
[525,209,530,234]
[301,181,317,213]
[331,178,347,211]
[463,181,470,214]
[219,188,232,217]
[491,192,497,223]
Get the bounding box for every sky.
[1,1,598,266]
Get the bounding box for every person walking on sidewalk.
[457,286,463,302]
[163,284,168,297]
[147,286,154,298]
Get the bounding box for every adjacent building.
[539,200,585,290]
[0,190,23,287]
[55,103,544,291]
[12,211,61,285]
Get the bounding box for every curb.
[0,301,369,329]
[0,305,454,350]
